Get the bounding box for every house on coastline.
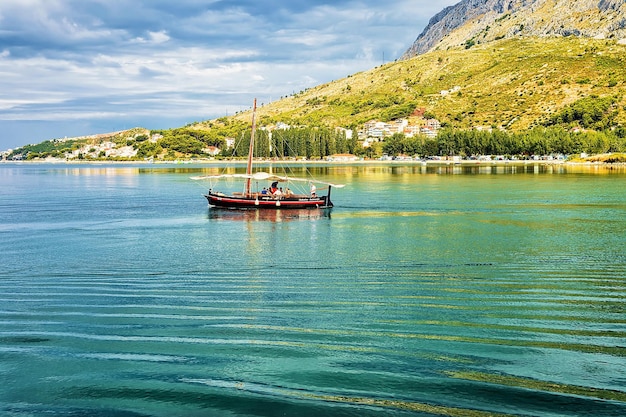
[359,117,442,146]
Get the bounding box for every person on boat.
[274,187,283,199]
[310,183,316,198]
[261,187,268,195]
[270,181,278,195]
[284,187,293,198]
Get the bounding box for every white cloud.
[274,29,338,47]
[132,30,171,44]
[1,111,126,122]
[0,0,460,149]
[148,30,170,44]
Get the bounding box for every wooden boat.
[191,99,344,210]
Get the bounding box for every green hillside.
[229,36,626,132]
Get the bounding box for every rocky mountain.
[401,0,626,58]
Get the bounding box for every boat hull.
[205,192,332,209]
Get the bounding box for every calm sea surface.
[0,162,625,417]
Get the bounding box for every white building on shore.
[360,117,441,141]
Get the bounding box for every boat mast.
[245,98,257,196]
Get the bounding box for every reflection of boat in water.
[191,98,344,210]
[208,208,331,222]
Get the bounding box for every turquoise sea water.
[0,162,625,417]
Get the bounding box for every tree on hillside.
[546,96,619,130]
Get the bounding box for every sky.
[0,0,458,150]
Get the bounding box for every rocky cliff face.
[401,0,626,59]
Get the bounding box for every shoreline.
[1,158,625,167]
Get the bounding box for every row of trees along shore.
[10,95,626,160]
[381,126,626,159]
[153,125,626,160]
[218,125,626,160]
[14,124,626,161]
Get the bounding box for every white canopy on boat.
[190,172,345,188]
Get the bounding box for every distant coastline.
[2,157,625,169]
